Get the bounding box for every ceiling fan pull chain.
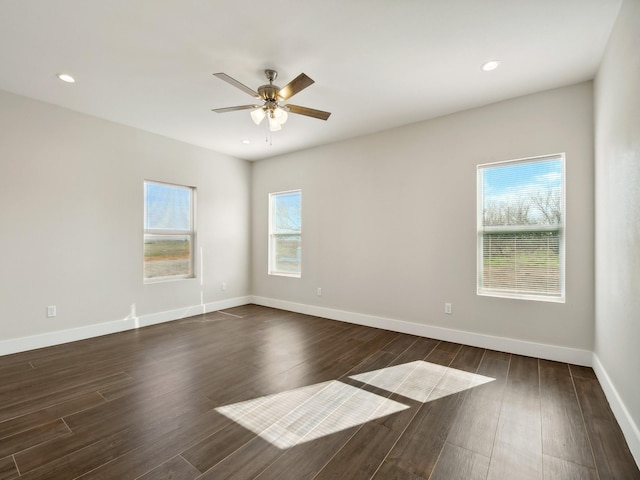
[264,116,274,146]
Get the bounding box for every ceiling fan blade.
[285,104,331,120]
[277,73,315,101]
[212,104,261,113]
[213,73,260,98]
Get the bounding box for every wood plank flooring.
[0,305,638,480]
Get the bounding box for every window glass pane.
[478,155,564,300]
[143,180,195,282]
[144,234,191,279]
[481,158,562,227]
[269,190,302,276]
[274,192,301,234]
[482,232,560,295]
[274,234,301,273]
[144,182,191,231]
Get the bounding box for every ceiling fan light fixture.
[274,107,288,125]
[268,114,282,131]
[250,107,266,125]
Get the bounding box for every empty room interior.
[1,1,639,479]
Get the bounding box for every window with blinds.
[269,190,302,277]
[144,180,195,282]
[477,154,565,302]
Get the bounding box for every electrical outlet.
[47,305,56,318]
[444,303,452,315]
[317,287,322,296]
[222,282,227,291]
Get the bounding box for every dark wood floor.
[0,305,638,480]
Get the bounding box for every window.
[477,154,565,301]
[144,181,195,282]
[269,190,301,277]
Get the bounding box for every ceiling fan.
[212,69,331,132]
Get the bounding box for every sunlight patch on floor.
[216,380,408,449]
[215,360,494,449]
[350,360,494,403]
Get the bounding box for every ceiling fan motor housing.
[258,84,280,101]
[259,69,281,101]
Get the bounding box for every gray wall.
[252,82,595,351]
[0,90,251,342]
[594,0,640,458]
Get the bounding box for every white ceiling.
[0,0,622,161]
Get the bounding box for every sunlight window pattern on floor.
[215,360,494,449]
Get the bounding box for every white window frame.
[268,189,302,278]
[143,180,196,283]
[477,153,565,302]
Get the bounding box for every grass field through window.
[144,237,191,278]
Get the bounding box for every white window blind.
[144,181,195,281]
[477,154,565,301]
[269,190,301,277]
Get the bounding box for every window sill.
[268,272,301,279]
[144,275,196,284]
[477,290,565,303]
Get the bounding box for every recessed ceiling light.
[57,73,75,83]
[241,139,251,144]
[481,60,500,72]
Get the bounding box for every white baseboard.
[0,296,251,357]
[250,296,593,366]
[136,296,252,328]
[0,317,135,357]
[592,354,640,469]
[2,295,592,366]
